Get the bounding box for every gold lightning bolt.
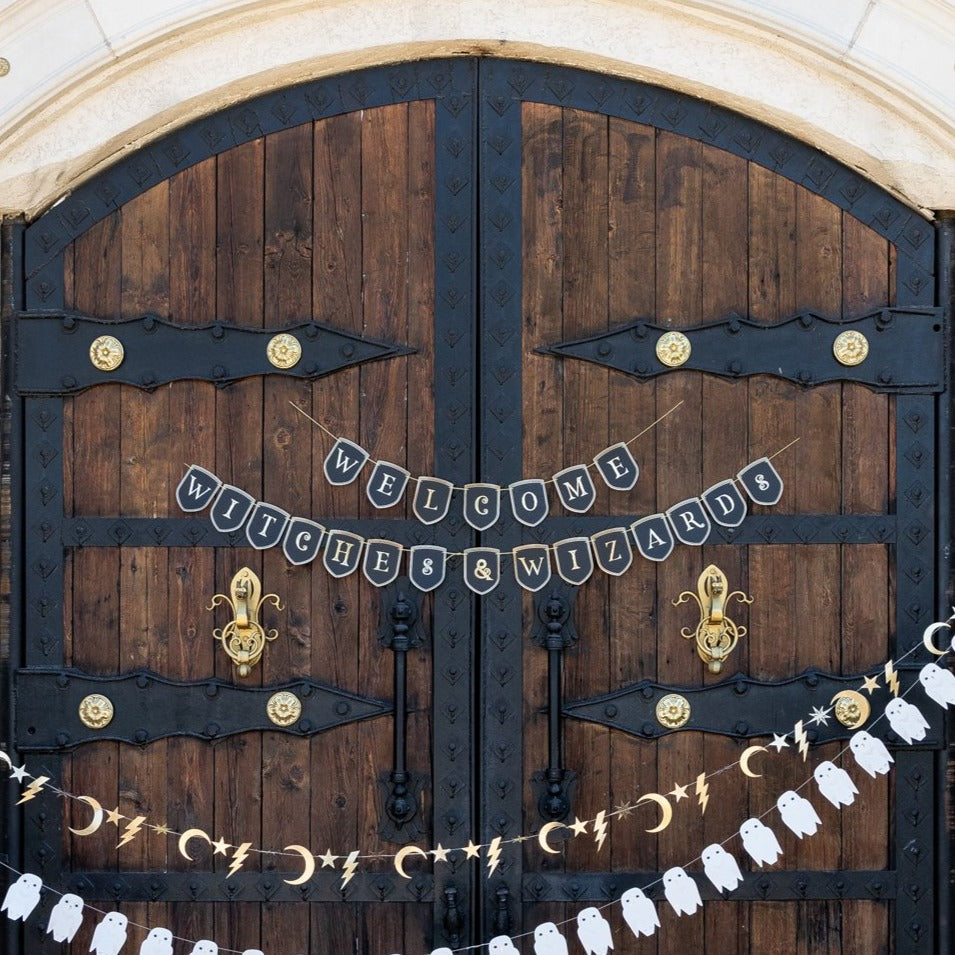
[117,815,147,848]
[592,810,608,851]
[16,775,50,804]
[228,841,253,878]
[884,660,900,697]
[694,773,709,814]
[340,850,360,889]
[794,720,810,761]
[486,836,503,876]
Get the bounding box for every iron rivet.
[728,320,741,333]
[304,324,319,340]
[597,343,611,356]
[56,674,70,688]
[879,370,893,384]
[212,365,226,378]
[62,316,76,331]
[641,721,656,737]
[305,362,319,375]
[211,325,225,340]
[729,360,741,374]
[341,343,355,357]
[55,733,70,747]
[89,335,125,371]
[142,315,156,332]
[205,722,220,737]
[335,701,350,715]
[141,373,155,386]
[136,675,150,689]
[798,369,811,382]
[78,694,114,729]
[604,704,618,719]
[134,729,148,743]
[62,376,77,389]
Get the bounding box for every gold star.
[211,836,230,856]
[862,674,880,694]
[432,844,450,863]
[512,834,531,843]
[612,802,634,818]
[569,817,589,837]
[463,841,482,859]
[151,823,170,836]
[319,849,338,868]
[105,807,124,826]
[668,783,689,803]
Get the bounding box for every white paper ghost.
[575,907,613,955]
[849,731,893,777]
[533,921,569,955]
[739,818,783,867]
[140,927,174,955]
[662,866,702,916]
[431,950,454,955]
[885,698,930,744]
[2,873,42,922]
[240,951,265,955]
[701,843,743,893]
[46,893,84,942]
[189,943,218,955]
[776,790,822,838]
[90,911,129,955]
[813,760,859,806]
[620,886,659,937]
[919,662,955,708]
[488,936,519,955]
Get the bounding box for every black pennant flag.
[366,461,410,509]
[737,457,784,506]
[666,497,711,546]
[362,539,403,587]
[409,545,447,592]
[283,518,325,566]
[463,484,500,531]
[593,443,639,492]
[322,530,364,579]
[509,479,550,527]
[591,527,633,577]
[512,544,552,592]
[553,465,597,513]
[209,485,256,533]
[323,438,370,486]
[630,514,674,562]
[413,477,454,525]
[463,548,501,595]
[176,465,221,512]
[553,537,594,585]
[245,502,290,550]
[702,479,748,528]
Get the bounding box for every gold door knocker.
[209,567,283,677]
[673,564,753,674]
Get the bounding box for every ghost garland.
[4,614,953,955]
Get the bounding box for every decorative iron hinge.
[13,311,416,394]
[538,308,945,392]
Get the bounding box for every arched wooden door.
[4,59,948,955]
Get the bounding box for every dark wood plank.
[212,136,266,952]
[166,157,217,947]
[261,121,315,955]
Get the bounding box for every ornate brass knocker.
[208,567,283,677]
[673,564,753,674]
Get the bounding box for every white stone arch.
[0,0,952,217]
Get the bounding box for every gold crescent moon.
[830,688,871,729]
[68,795,104,837]
[922,621,951,656]
[394,845,428,880]
[283,844,317,886]
[636,793,673,834]
[178,828,212,861]
[0,750,11,770]
[538,821,563,855]
[739,744,768,779]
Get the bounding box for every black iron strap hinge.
[13,311,416,394]
[539,308,946,392]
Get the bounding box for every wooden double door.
[5,59,949,954]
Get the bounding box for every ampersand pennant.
[463,548,501,595]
